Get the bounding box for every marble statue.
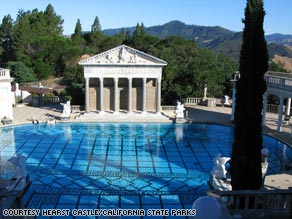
[175,100,185,118]
[224,95,230,105]
[210,154,230,179]
[60,100,71,117]
[129,54,137,63]
[118,47,126,63]
[15,82,21,96]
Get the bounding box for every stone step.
[75,112,173,123]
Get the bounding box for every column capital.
[99,77,104,82]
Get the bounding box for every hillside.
[273,54,292,71]
[103,20,292,71]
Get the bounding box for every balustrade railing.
[0,68,10,79]
[267,104,286,113]
[208,188,292,218]
[265,71,292,92]
[185,97,203,106]
[161,105,176,111]
[71,105,85,112]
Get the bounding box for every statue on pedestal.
[210,154,230,179]
[60,100,71,117]
[175,100,185,118]
[224,95,230,105]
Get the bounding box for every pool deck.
[7,104,292,147]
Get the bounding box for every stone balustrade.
[161,105,176,111]
[185,97,203,106]
[265,71,292,92]
[0,68,11,80]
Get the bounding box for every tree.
[0,15,15,65]
[72,19,82,39]
[91,16,101,33]
[123,28,132,45]
[132,23,147,50]
[231,0,268,191]
[43,4,64,36]
[72,19,85,47]
[7,61,36,84]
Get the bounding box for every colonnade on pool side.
[262,71,292,132]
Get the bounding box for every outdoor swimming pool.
[0,123,291,218]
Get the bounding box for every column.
[277,95,284,132]
[85,77,90,113]
[128,77,132,114]
[142,78,147,113]
[262,93,268,126]
[99,77,104,114]
[286,98,291,117]
[156,78,161,114]
[114,77,119,114]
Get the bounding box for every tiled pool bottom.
[1,123,292,218]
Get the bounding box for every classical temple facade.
[79,45,167,114]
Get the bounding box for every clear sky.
[1,0,291,35]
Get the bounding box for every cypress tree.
[91,16,101,33]
[231,0,268,190]
[0,15,15,65]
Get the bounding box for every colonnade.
[85,77,161,114]
[262,94,291,132]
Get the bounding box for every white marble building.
[0,68,14,120]
[79,45,167,114]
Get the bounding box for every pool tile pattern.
[1,123,292,218]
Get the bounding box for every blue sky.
[1,0,291,35]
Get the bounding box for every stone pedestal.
[1,118,13,125]
[175,117,187,124]
[60,115,70,121]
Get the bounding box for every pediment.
[79,45,167,66]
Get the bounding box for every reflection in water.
[62,123,72,140]
[175,124,184,142]
[0,127,16,165]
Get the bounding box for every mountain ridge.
[102,20,292,70]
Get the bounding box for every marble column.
[286,98,291,117]
[277,95,284,132]
[262,93,268,126]
[99,77,104,114]
[156,78,161,114]
[85,77,90,113]
[128,77,132,114]
[114,77,119,114]
[142,78,147,113]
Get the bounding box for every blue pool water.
[0,123,291,218]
